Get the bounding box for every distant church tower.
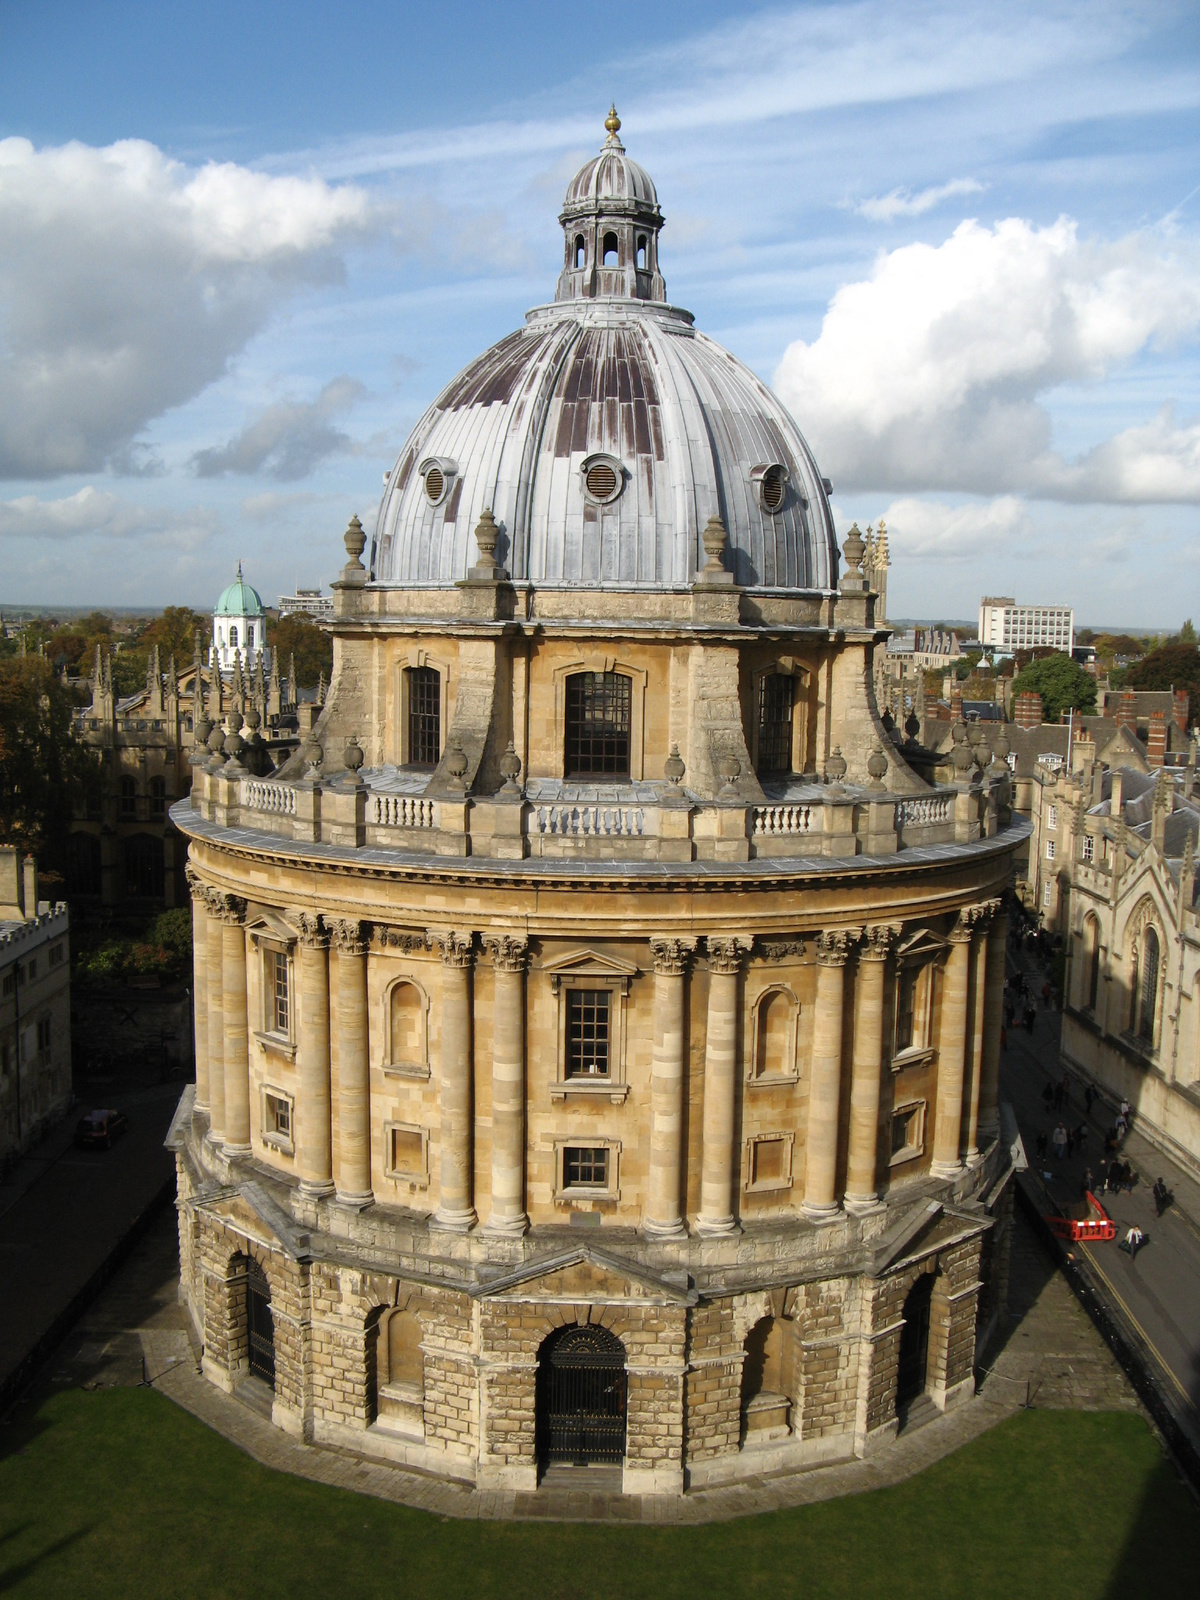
[213,563,269,674]
[864,520,889,621]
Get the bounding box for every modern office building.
[978,598,1074,655]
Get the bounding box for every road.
[1000,948,1200,1456]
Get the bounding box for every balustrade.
[535,804,644,837]
[753,804,814,836]
[373,794,436,829]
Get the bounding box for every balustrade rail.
[373,794,436,829]
[535,804,645,837]
[896,795,952,828]
[243,780,296,817]
[752,804,815,837]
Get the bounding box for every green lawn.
[1,1391,1196,1599]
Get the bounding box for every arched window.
[1084,916,1101,1011]
[149,775,166,818]
[1139,926,1160,1043]
[388,980,426,1070]
[229,625,239,649]
[406,666,441,767]
[896,1275,934,1409]
[119,775,137,817]
[535,1324,627,1469]
[564,671,631,777]
[756,673,795,776]
[387,1310,424,1390]
[754,988,796,1078]
[636,234,647,269]
[574,235,585,269]
[67,832,101,897]
[740,1316,793,1442]
[246,625,255,649]
[602,231,619,266]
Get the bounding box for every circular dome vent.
[419,457,457,507]
[752,462,790,515]
[582,454,623,505]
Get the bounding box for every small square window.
[745,1132,793,1192]
[890,1102,925,1164]
[387,1124,429,1184]
[264,1091,291,1144]
[566,989,610,1077]
[1046,839,1056,860]
[564,1146,609,1188]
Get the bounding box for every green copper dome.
[214,563,265,618]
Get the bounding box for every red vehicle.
[74,1109,129,1150]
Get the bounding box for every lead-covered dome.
[371,115,838,595]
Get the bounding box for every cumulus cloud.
[855,179,984,222]
[0,486,219,545]
[192,376,366,480]
[774,217,1200,502]
[872,495,1032,558]
[0,137,378,479]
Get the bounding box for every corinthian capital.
[816,928,859,965]
[650,935,697,975]
[185,865,206,904]
[861,923,901,960]
[297,912,328,948]
[483,934,529,973]
[433,929,475,968]
[706,934,752,974]
[329,918,368,955]
[212,893,247,926]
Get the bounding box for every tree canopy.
[1124,643,1200,708]
[268,613,333,690]
[0,657,92,878]
[1010,651,1097,723]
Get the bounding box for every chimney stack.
[1147,710,1167,769]
[1117,691,1137,734]
[1014,691,1042,730]
[1173,690,1189,735]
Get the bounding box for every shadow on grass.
[0,1527,93,1595]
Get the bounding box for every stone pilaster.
[296,914,334,1197]
[644,936,697,1238]
[204,889,226,1144]
[217,894,250,1154]
[696,935,751,1236]
[482,935,529,1236]
[977,910,1008,1142]
[803,928,858,1220]
[932,908,981,1178]
[965,903,999,1160]
[433,931,476,1231]
[186,867,209,1113]
[330,919,372,1207]
[845,924,898,1212]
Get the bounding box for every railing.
[244,781,296,817]
[752,804,815,836]
[896,795,952,828]
[535,804,645,837]
[373,794,435,829]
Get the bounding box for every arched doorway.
[896,1275,933,1409]
[535,1324,626,1469]
[245,1259,275,1388]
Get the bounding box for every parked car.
[74,1109,129,1150]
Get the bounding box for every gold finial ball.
[605,104,621,136]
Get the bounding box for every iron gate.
[536,1324,627,1466]
[246,1259,275,1388]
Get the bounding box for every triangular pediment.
[199,1180,312,1261]
[896,928,948,963]
[542,948,640,988]
[477,1244,694,1305]
[246,906,299,942]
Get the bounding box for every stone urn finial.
[842,522,866,578]
[499,740,523,797]
[304,737,324,778]
[343,735,364,786]
[717,751,741,797]
[825,745,847,784]
[700,515,729,577]
[905,707,921,741]
[445,738,469,792]
[473,508,500,573]
[343,514,366,570]
[664,744,686,786]
[867,744,889,790]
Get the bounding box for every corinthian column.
[296,914,334,1197]
[434,931,476,1231]
[331,919,372,1207]
[186,868,209,1113]
[644,936,696,1238]
[844,924,898,1212]
[965,903,999,1159]
[977,909,1009,1143]
[483,935,529,1235]
[803,929,857,1220]
[932,908,979,1178]
[696,935,751,1236]
[219,895,250,1154]
[204,890,226,1145]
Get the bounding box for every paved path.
[0,1079,179,1393]
[1000,944,1200,1456]
[28,1196,1143,1524]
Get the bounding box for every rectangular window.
[566,989,610,1077]
[564,671,631,777]
[26,958,36,981]
[1082,835,1094,862]
[264,1091,291,1143]
[389,1125,427,1180]
[1046,839,1056,860]
[36,1017,50,1053]
[407,666,441,767]
[1044,882,1053,906]
[895,968,918,1053]
[2,973,13,997]
[751,1137,785,1184]
[564,1146,609,1188]
[756,674,795,776]
[271,951,290,1035]
[890,1102,924,1163]
[1048,805,1058,829]
[48,944,63,968]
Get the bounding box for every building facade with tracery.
[170,112,1026,1495]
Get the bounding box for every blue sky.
[0,0,1197,625]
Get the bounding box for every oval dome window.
[761,466,785,512]
[425,466,444,503]
[581,454,624,505]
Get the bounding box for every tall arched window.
[754,988,796,1079]
[388,980,426,1070]
[602,231,619,266]
[565,671,631,777]
[756,674,795,776]
[574,235,585,268]
[636,234,647,269]
[386,1310,424,1390]
[1085,916,1101,1011]
[149,775,166,818]
[1139,926,1160,1043]
[229,625,239,649]
[119,775,137,817]
[406,666,441,767]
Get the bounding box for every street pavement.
[0,1077,180,1394]
[1000,943,1200,1457]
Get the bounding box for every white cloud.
[192,376,366,479]
[854,179,984,222]
[872,495,1032,558]
[774,216,1200,502]
[0,486,219,545]
[0,137,379,479]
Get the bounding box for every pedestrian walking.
[1120,1224,1146,1261]
[1084,1084,1096,1115]
[1059,1072,1070,1108]
[1066,1126,1076,1158]
[1042,1082,1055,1110]
[1106,1159,1121,1193]
[1115,1112,1128,1141]
[1036,1131,1048,1162]
[1052,1123,1068,1159]
[1153,1177,1173,1217]
[1075,1123,1088,1156]
[1081,1167,1095,1199]
[1024,1006,1037,1035]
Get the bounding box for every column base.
[432,1206,477,1233]
[642,1216,687,1240]
[204,1131,224,1154]
[222,1140,251,1158]
[298,1177,336,1200]
[976,1118,1001,1143]
[482,1211,529,1237]
[930,1159,964,1180]
[334,1189,375,1211]
[801,1200,843,1224]
[694,1214,740,1237]
[843,1193,883,1216]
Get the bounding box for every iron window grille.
[564,672,631,777]
[564,1147,609,1188]
[408,667,441,767]
[756,674,794,776]
[566,990,611,1077]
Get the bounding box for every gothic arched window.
[1139,926,1160,1043]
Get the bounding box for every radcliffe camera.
[1,6,1198,1597]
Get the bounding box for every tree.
[142,606,210,663]
[1178,619,1196,644]
[1010,652,1097,723]
[1125,643,1200,709]
[0,657,91,877]
[268,613,333,689]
